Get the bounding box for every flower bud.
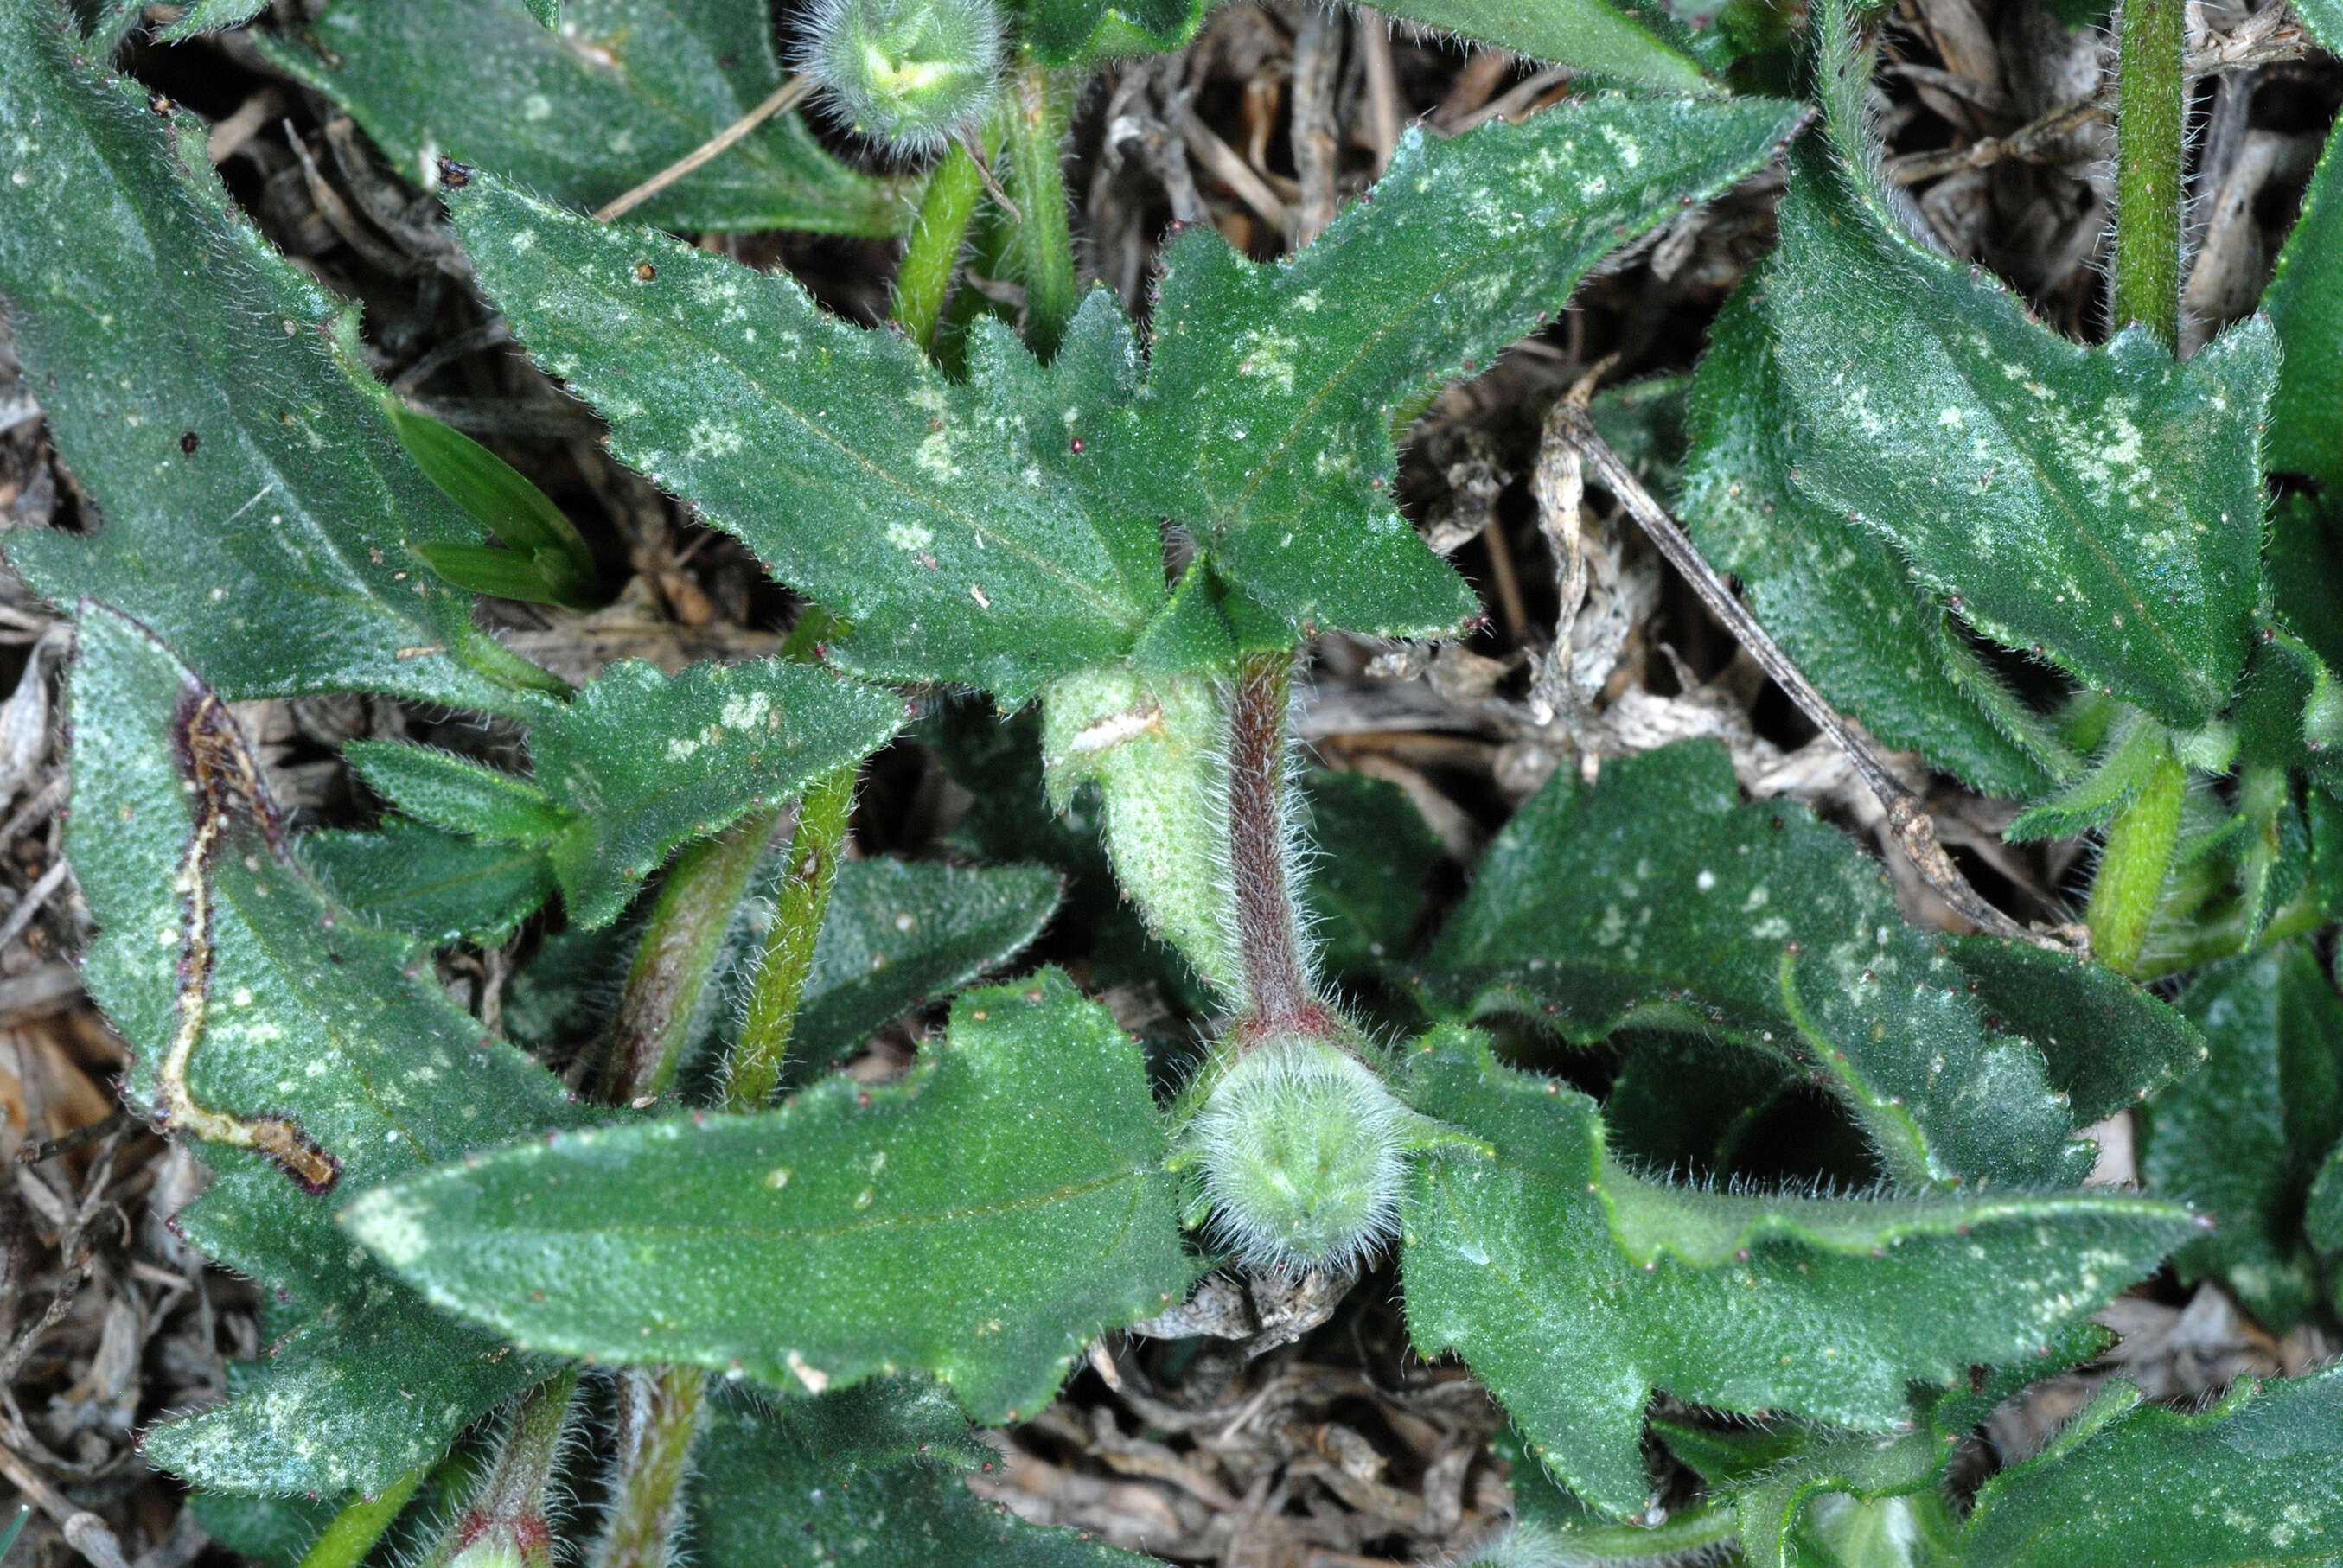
[1187,1037,1407,1272]
[801,0,1004,155]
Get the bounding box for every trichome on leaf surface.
[2,0,2342,1560]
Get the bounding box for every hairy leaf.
[1008,0,1211,64]
[1962,1369,2343,1566]
[2141,943,2343,1329]
[1397,1029,2193,1516]
[525,658,903,925]
[1420,742,2082,1188]
[1369,0,1713,92]
[1948,936,2208,1124]
[1731,1427,1946,1568]
[692,857,1066,1082]
[259,0,915,235]
[1121,96,1802,639]
[300,820,558,947]
[1682,278,2069,797]
[349,660,903,927]
[2264,121,2343,493]
[1299,771,1440,975]
[0,8,528,711]
[67,606,590,1492]
[450,182,1162,700]
[184,1493,342,1568]
[692,1381,1156,1568]
[348,971,1192,1422]
[1759,156,2270,729]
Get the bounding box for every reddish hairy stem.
[1227,649,1338,1042]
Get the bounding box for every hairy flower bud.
[1186,1037,1408,1272]
[800,0,1004,155]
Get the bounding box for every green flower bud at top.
[801,0,1004,155]
[1186,1037,1408,1273]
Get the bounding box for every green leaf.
[685,857,1066,1084]
[150,0,263,41]
[1946,936,2207,1125]
[346,660,903,927]
[0,7,535,712]
[1961,1369,2343,1567]
[342,741,571,844]
[1122,96,1801,640]
[1682,278,2070,798]
[256,0,916,235]
[2263,124,2343,492]
[2295,0,2343,50]
[527,658,905,927]
[348,971,1193,1423]
[1299,771,1440,975]
[1602,1032,1799,1178]
[449,182,1163,699]
[787,858,1064,1067]
[1007,0,1211,65]
[2003,712,2174,842]
[1420,742,2083,1188]
[1731,1427,1949,1568]
[2307,1134,2343,1256]
[1397,1029,2193,1517]
[1370,0,1714,92]
[386,405,597,609]
[1759,154,2271,729]
[65,605,591,1493]
[301,819,558,947]
[185,1493,342,1568]
[692,1381,1156,1568]
[2140,943,2343,1330]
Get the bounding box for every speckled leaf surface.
[347,660,902,927]
[1396,1029,2193,1517]
[1962,1370,2343,1566]
[1370,0,1712,91]
[1759,157,2270,728]
[0,7,524,712]
[524,658,904,926]
[2264,124,2343,493]
[2140,944,2343,1330]
[67,606,591,1492]
[300,819,558,947]
[1948,935,2208,1125]
[347,971,1192,1423]
[1420,742,2082,1188]
[259,0,915,235]
[691,1381,1159,1568]
[1120,97,1801,639]
[449,180,1164,700]
[1682,279,2070,798]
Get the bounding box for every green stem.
[2112,0,2186,345]
[893,138,990,355]
[296,1465,427,1568]
[1004,58,1078,360]
[604,811,782,1105]
[590,1366,705,1568]
[728,767,858,1108]
[2086,744,2186,976]
[425,1370,580,1568]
